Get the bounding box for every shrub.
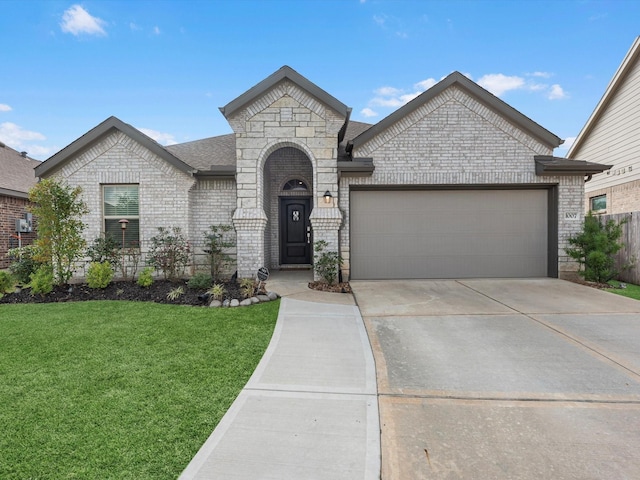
[208,283,226,301]
[0,271,14,295]
[30,265,54,296]
[29,178,89,285]
[313,240,343,285]
[566,212,629,283]
[7,245,42,285]
[239,278,256,298]
[86,261,114,289]
[188,273,213,290]
[137,267,154,288]
[167,286,185,301]
[86,235,121,267]
[203,224,235,282]
[146,227,190,281]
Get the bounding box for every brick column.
[233,208,268,279]
[309,207,343,281]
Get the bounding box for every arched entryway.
[263,147,313,269]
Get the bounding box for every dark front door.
[280,198,311,264]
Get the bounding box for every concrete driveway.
[351,278,640,480]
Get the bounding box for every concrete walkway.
[179,271,379,479]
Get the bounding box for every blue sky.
[1,0,639,160]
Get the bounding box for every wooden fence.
[600,212,640,285]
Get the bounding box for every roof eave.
[220,65,350,119]
[0,187,29,199]
[35,116,195,178]
[194,165,237,180]
[534,155,612,176]
[351,71,562,152]
[337,159,375,177]
[568,36,640,158]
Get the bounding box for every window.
[590,194,606,212]
[282,179,308,191]
[103,185,139,247]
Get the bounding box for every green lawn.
[606,280,640,301]
[0,300,279,479]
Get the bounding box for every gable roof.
[35,116,194,178]
[568,36,640,158]
[0,142,40,199]
[219,65,351,119]
[350,71,562,152]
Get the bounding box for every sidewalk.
[179,272,380,479]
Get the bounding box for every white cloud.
[153,26,161,35]
[548,84,567,100]
[375,86,401,96]
[61,5,107,36]
[360,108,378,118]
[0,104,12,112]
[130,22,141,31]
[373,14,386,26]
[0,122,46,143]
[529,71,552,78]
[414,78,437,91]
[139,128,177,145]
[477,73,525,97]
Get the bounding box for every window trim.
[590,194,607,212]
[102,184,140,247]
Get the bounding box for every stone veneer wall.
[225,80,345,277]
[46,131,196,278]
[341,86,583,278]
[0,195,36,269]
[263,147,313,268]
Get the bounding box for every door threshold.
[278,264,312,271]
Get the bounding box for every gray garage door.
[350,189,548,279]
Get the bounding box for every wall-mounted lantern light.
[323,191,333,204]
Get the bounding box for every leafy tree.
[28,178,89,286]
[313,240,343,285]
[203,224,235,282]
[565,211,628,283]
[146,227,191,281]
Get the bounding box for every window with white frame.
[103,185,139,247]
[590,194,606,212]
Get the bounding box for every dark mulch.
[308,281,352,294]
[0,280,244,307]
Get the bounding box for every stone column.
[309,206,343,281]
[233,207,268,279]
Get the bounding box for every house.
[0,143,39,269]
[35,66,608,281]
[568,36,640,214]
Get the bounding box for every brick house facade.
[0,143,39,269]
[35,67,606,280]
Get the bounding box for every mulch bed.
[0,280,243,307]
[308,281,352,294]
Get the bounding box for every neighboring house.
[35,66,607,280]
[568,36,640,214]
[0,143,39,269]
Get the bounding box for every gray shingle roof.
[0,143,40,198]
[166,133,236,170]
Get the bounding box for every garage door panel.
[350,189,548,279]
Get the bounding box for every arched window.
[282,179,308,191]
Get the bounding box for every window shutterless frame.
[590,194,606,212]
[103,184,140,247]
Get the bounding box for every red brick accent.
[0,195,37,269]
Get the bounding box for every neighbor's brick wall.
[344,85,583,278]
[0,195,36,269]
[585,179,640,214]
[45,131,196,278]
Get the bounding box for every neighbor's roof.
[568,36,640,158]
[350,71,563,151]
[35,116,194,178]
[0,142,40,199]
[220,65,351,119]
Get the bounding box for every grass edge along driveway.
[0,300,279,479]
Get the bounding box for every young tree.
[28,178,89,285]
[203,224,235,282]
[565,211,628,283]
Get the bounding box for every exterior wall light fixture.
[323,191,333,204]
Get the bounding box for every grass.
[0,300,279,479]
[606,280,640,301]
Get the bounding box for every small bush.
[87,261,114,289]
[239,278,256,298]
[146,227,190,281]
[30,265,54,296]
[0,271,14,295]
[167,286,185,301]
[313,240,343,285]
[188,273,213,290]
[86,235,121,267]
[203,224,235,282]
[7,245,41,285]
[137,267,154,288]
[208,283,226,301]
